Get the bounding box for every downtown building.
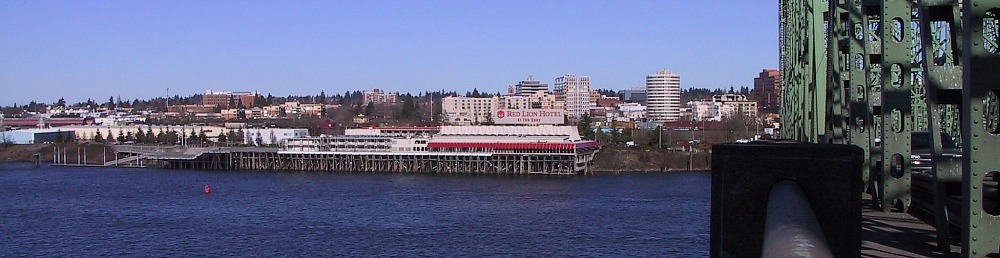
[203,90,258,109]
[753,69,781,114]
[515,76,548,97]
[554,74,593,121]
[686,94,758,122]
[646,70,682,123]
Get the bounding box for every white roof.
[438,126,581,141]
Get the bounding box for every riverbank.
[590,147,711,174]
[0,143,113,164]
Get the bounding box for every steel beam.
[917,0,964,252]
[878,0,914,212]
[961,1,1000,256]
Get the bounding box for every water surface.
[0,163,710,256]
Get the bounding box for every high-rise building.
[753,69,781,114]
[646,70,682,123]
[515,76,548,97]
[554,75,592,120]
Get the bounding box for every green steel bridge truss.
[780,0,1000,256]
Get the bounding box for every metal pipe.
[762,180,834,258]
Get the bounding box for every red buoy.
[204,184,211,194]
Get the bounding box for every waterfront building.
[274,125,601,175]
[56,125,226,144]
[242,128,309,146]
[442,96,499,125]
[554,74,593,121]
[646,70,682,123]
[362,89,399,105]
[515,76,548,97]
[0,128,76,144]
[753,69,781,114]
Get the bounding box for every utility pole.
[658,126,662,149]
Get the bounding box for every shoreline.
[3,143,714,173]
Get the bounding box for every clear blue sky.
[1,0,779,105]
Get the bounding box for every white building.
[498,91,564,110]
[442,96,499,125]
[362,89,399,105]
[554,74,593,121]
[713,94,758,119]
[243,128,310,146]
[686,94,758,121]
[616,102,647,122]
[0,128,76,144]
[687,101,720,121]
[646,70,682,123]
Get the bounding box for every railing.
[762,180,834,258]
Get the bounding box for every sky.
[0,0,779,105]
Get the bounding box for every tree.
[54,97,66,108]
[482,113,495,125]
[577,114,595,140]
[107,96,116,110]
[218,132,228,144]
[94,130,104,143]
[198,130,208,144]
[157,129,166,144]
[364,102,375,116]
[116,129,126,143]
[188,130,198,145]
[234,128,245,145]
[649,126,663,148]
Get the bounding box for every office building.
[554,75,592,120]
[754,69,781,114]
[646,70,682,123]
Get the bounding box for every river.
[0,163,710,256]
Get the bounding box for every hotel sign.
[493,109,564,125]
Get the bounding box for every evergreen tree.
[94,130,104,143]
[235,128,245,145]
[198,130,208,144]
[364,102,375,116]
[157,129,166,144]
[649,126,663,148]
[577,115,595,140]
[146,127,155,144]
[116,129,126,143]
[125,131,136,143]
